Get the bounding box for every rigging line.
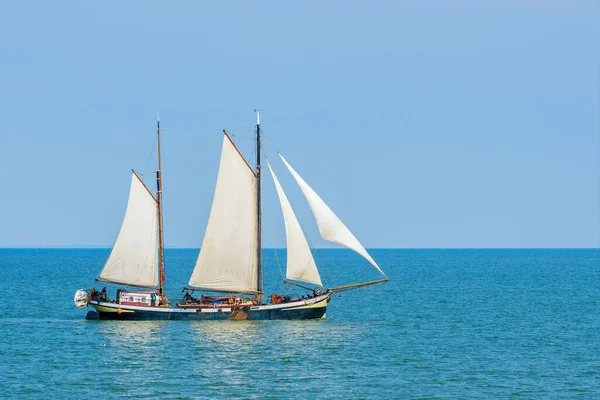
[322,259,336,288]
[242,125,258,168]
[228,130,257,165]
[229,134,254,140]
[273,246,285,281]
[262,133,280,153]
[282,286,297,297]
[248,148,257,171]
[263,151,286,281]
[144,134,158,178]
[138,170,158,176]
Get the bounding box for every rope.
[262,151,286,282]
[262,134,278,155]
[144,134,158,175]
[229,134,254,141]
[273,247,285,281]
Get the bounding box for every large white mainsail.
[267,160,322,286]
[188,133,259,293]
[98,172,159,287]
[279,154,386,277]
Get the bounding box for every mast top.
[254,109,260,126]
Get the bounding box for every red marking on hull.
[120,302,151,307]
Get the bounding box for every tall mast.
[156,117,166,296]
[255,110,263,296]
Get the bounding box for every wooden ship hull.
[85,293,331,321]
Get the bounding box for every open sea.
[0,248,598,399]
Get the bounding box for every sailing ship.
[74,112,388,320]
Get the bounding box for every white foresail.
[279,154,386,277]
[98,172,159,287]
[267,160,322,286]
[188,134,258,293]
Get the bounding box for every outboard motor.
[74,289,89,308]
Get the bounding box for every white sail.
[267,160,322,286]
[98,172,159,287]
[279,154,386,277]
[188,134,258,293]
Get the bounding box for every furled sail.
[98,172,159,287]
[188,134,259,293]
[267,160,322,286]
[279,154,386,277]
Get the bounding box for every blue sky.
[0,1,598,248]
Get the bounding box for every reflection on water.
[97,321,166,346]
[94,320,167,391]
[191,320,263,346]
[187,321,266,387]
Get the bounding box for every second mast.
[255,110,262,295]
[157,118,165,296]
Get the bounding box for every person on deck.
[99,287,107,302]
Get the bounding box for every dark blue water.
[0,249,598,398]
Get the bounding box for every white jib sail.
[267,160,322,286]
[279,154,386,277]
[98,172,159,287]
[188,134,258,293]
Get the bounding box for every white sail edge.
[188,133,258,293]
[278,153,387,278]
[266,160,322,286]
[97,172,160,287]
